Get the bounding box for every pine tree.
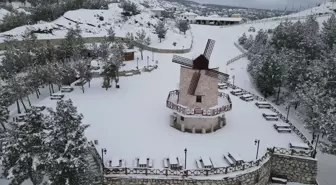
[154,21,168,43]
[135,29,150,60]
[98,37,110,63]
[106,27,115,44]
[0,103,9,131]
[176,20,189,35]
[321,14,336,50]
[238,33,247,45]
[74,58,91,93]
[1,107,48,185]
[46,99,91,185]
[125,32,135,49]
[243,35,254,50]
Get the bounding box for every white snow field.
[31,24,306,171]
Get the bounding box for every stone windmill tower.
[166,39,232,134]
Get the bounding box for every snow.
[0,3,192,50]
[270,183,313,185]
[0,8,10,22]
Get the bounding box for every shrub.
[99,16,104,21]
[120,0,140,16]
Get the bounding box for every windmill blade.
[203,39,216,61]
[172,55,193,67]
[205,69,229,83]
[188,71,201,95]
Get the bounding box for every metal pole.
[286,105,291,123]
[137,57,139,69]
[313,134,320,158]
[147,56,149,67]
[184,148,187,169]
[152,51,154,62]
[255,140,260,160]
[101,148,104,165]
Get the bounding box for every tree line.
[238,15,336,154]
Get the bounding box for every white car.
[255,101,272,109]
[50,93,65,100]
[230,89,244,96]
[240,94,254,101]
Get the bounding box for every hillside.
[0,0,192,49]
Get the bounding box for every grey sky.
[190,0,324,10]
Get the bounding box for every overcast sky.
[190,0,324,10]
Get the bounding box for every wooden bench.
[289,142,309,150]
[271,177,288,184]
[228,152,244,165]
[276,127,292,133]
[124,72,133,76]
[223,154,234,166]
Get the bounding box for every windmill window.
[180,116,184,121]
[196,96,202,103]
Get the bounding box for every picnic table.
[228,152,244,165]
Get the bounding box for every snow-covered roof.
[180,12,198,16]
[123,49,136,53]
[195,16,242,22]
[152,7,165,11]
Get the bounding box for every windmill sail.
[203,39,216,61]
[172,55,193,67]
[188,71,201,95]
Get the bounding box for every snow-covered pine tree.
[125,32,135,49]
[107,27,115,45]
[98,37,110,63]
[0,103,9,131]
[61,24,85,61]
[154,20,168,43]
[238,33,247,45]
[176,20,190,35]
[74,58,91,93]
[243,35,254,50]
[135,29,150,60]
[249,29,268,54]
[321,14,336,50]
[46,99,91,185]
[1,107,48,185]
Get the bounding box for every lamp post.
[286,104,291,123]
[184,148,187,169]
[137,57,139,69]
[147,56,149,67]
[312,133,320,158]
[101,148,107,166]
[254,139,260,160]
[152,51,154,63]
[232,75,235,86]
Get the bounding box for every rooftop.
[180,12,198,16]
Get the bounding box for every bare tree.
[135,29,151,60]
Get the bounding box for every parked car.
[255,101,272,109]
[31,105,46,111]
[230,89,244,96]
[262,112,279,121]
[248,26,256,32]
[61,86,74,92]
[240,94,254,101]
[218,83,228,89]
[50,93,65,100]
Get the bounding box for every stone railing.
[104,149,272,177]
[166,90,232,116]
[226,83,315,156]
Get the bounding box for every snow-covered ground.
[0,3,192,50]
[0,8,10,22]
[26,24,307,172]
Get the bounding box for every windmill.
[172,39,229,95]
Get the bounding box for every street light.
[147,56,149,67]
[254,139,260,160]
[137,57,139,69]
[184,148,187,169]
[312,133,320,158]
[101,148,107,166]
[286,104,291,123]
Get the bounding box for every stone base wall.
[171,114,226,133]
[105,153,318,185]
[271,154,318,184]
[105,158,271,185]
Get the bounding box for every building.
[178,12,198,23]
[231,13,241,18]
[123,49,135,61]
[194,16,242,26]
[166,39,232,133]
[152,7,165,17]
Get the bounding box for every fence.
[234,42,247,54]
[226,53,247,66]
[104,150,272,177]
[166,90,232,116]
